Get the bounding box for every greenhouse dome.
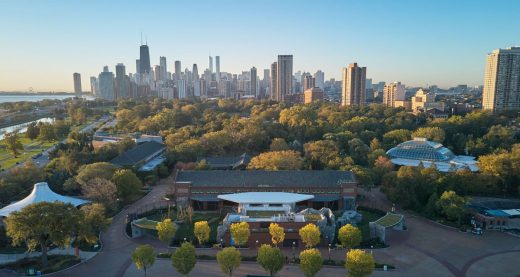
[386,137,455,162]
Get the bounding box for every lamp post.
[292,241,296,262]
[164,197,171,218]
[328,244,331,261]
[371,245,374,254]
[256,240,259,249]
[220,238,223,248]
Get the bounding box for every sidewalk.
[0,247,98,265]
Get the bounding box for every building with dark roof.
[110,141,166,170]
[199,153,251,170]
[174,170,357,211]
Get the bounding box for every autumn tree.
[76,162,116,186]
[194,221,211,246]
[412,127,446,143]
[345,249,375,277]
[217,247,241,277]
[156,218,176,245]
[171,242,196,277]
[436,190,467,222]
[3,131,23,157]
[299,223,321,248]
[247,150,302,170]
[304,140,343,169]
[131,244,155,277]
[230,222,250,247]
[268,223,285,247]
[269,138,290,151]
[257,244,284,277]
[338,224,362,250]
[6,202,82,267]
[81,178,118,211]
[299,248,323,277]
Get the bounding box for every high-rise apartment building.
[276,55,293,102]
[383,82,406,107]
[304,87,324,104]
[483,47,520,112]
[215,56,220,81]
[250,67,257,98]
[115,63,128,99]
[73,73,82,93]
[270,62,277,101]
[193,64,200,97]
[177,79,187,99]
[90,76,98,95]
[153,65,161,81]
[139,45,151,74]
[174,61,181,81]
[303,75,315,91]
[341,63,366,106]
[209,56,213,73]
[98,66,115,100]
[160,56,167,80]
[136,59,140,75]
[314,70,325,90]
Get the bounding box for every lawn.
[0,137,54,169]
[174,213,225,244]
[374,213,402,228]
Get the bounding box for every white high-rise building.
[342,63,366,106]
[314,70,325,90]
[209,56,213,73]
[215,56,220,81]
[483,47,520,113]
[383,82,406,107]
[89,76,98,95]
[159,56,167,80]
[177,79,187,99]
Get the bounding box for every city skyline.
[0,0,519,91]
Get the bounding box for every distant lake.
[0,117,55,140]
[0,94,94,103]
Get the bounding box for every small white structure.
[218,192,314,215]
[0,182,89,217]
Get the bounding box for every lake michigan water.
[0,94,94,103]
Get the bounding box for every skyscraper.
[383,82,405,107]
[98,66,115,101]
[276,55,293,102]
[175,60,181,81]
[160,56,167,80]
[215,56,220,81]
[115,63,128,99]
[136,59,140,74]
[314,70,325,90]
[209,56,213,73]
[73,73,82,93]
[177,79,187,99]
[270,62,277,101]
[250,67,257,98]
[303,75,315,91]
[193,64,200,97]
[153,65,161,81]
[139,44,151,74]
[89,76,98,95]
[342,63,366,106]
[483,47,520,113]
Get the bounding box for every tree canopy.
[257,244,284,277]
[299,248,323,277]
[299,223,321,248]
[171,242,196,276]
[345,249,375,277]
[217,247,241,277]
[131,244,155,277]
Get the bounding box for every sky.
[0,0,519,92]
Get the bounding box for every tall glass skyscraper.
[139,45,151,74]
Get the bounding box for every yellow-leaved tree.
[230,222,250,247]
[194,221,211,246]
[269,223,285,247]
[299,223,321,248]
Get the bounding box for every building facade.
[277,55,293,102]
[342,63,366,106]
[98,66,115,100]
[304,87,324,104]
[270,62,278,101]
[383,82,406,107]
[73,72,82,93]
[483,47,520,113]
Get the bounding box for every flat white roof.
[218,192,314,204]
[503,209,520,216]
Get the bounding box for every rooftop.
[176,170,356,187]
[111,141,165,167]
[218,192,314,204]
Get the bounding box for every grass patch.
[173,213,225,244]
[0,254,80,275]
[374,213,402,228]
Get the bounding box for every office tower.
[383,82,406,107]
[203,69,212,96]
[303,75,315,91]
[89,76,97,95]
[73,73,82,93]
[174,61,181,81]
[177,79,187,99]
[199,78,207,98]
[276,55,293,102]
[250,67,257,97]
[209,56,213,73]
[342,63,366,106]
[263,69,270,83]
[483,47,520,112]
[218,80,232,98]
[215,56,220,81]
[139,44,151,74]
[153,65,161,81]
[160,56,167,80]
[115,63,128,99]
[193,64,201,97]
[270,62,277,100]
[365,78,373,101]
[314,70,325,90]
[98,66,115,100]
[304,87,324,104]
[135,59,140,75]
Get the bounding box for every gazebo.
[0,182,90,217]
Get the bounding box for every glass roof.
[386,138,455,162]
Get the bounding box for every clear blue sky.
[0,0,518,92]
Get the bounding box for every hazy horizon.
[0,0,519,92]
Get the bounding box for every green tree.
[25,122,39,140]
[412,127,446,143]
[338,224,362,250]
[279,105,320,142]
[257,244,284,277]
[5,202,82,266]
[299,223,321,248]
[156,218,176,245]
[436,190,467,222]
[3,131,23,157]
[76,162,116,186]
[171,242,196,277]
[348,138,370,166]
[268,223,285,247]
[382,129,411,149]
[111,169,143,203]
[304,140,343,169]
[217,247,241,277]
[270,138,290,151]
[345,249,375,277]
[38,123,57,141]
[194,221,211,246]
[74,203,110,256]
[230,222,250,247]
[299,248,323,277]
[247,150,302,170]
[131,244,155,277]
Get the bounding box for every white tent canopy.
[218,192,314,204]
[0,182,90,217]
